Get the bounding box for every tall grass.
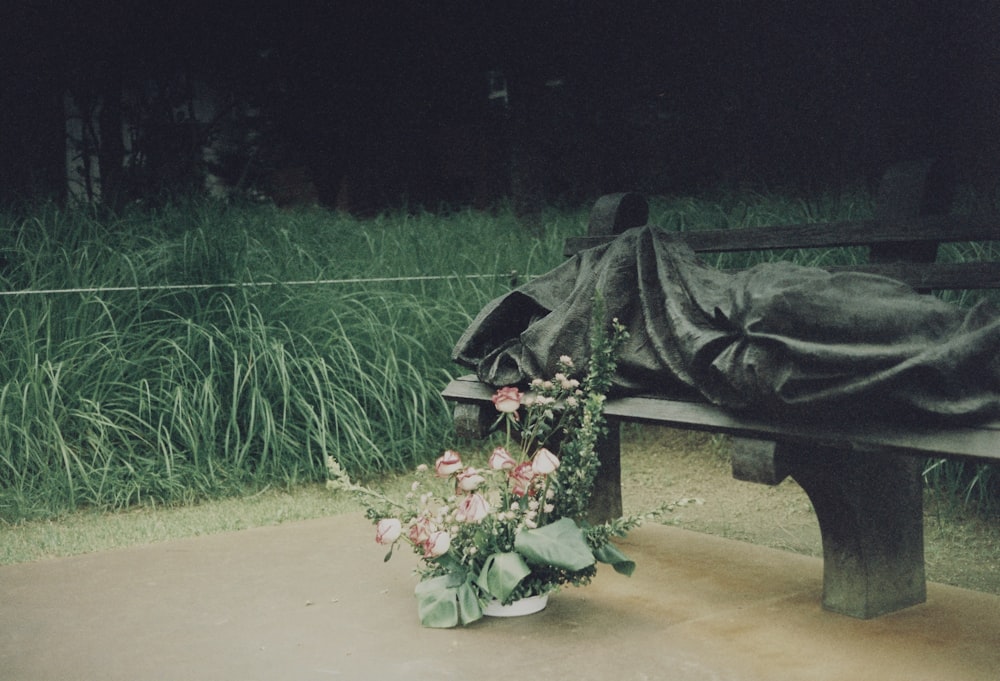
[0,201,580,520]
[0,193,995,521]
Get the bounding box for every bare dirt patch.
[620,424,1000,596]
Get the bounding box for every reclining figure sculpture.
[454,211,1000,425]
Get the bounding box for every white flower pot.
[483,593,549,617]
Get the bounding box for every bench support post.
[731,437,790,484]
[453,402,492,440]
[731,437,926,618]
[588,420,623,524]
[784,443,927,618]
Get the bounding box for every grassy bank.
[0,201,584,520]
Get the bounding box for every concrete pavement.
[2,514,998,680]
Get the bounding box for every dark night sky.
[3,1,999,205]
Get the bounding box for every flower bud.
[375,518,402,545]
[531,447,560,476]
[457,493,490,523]
[509,461,535,497]
[424,530,451,557]
[434,450,463,477]
[488,446,516,470]
[491,386,522,414]
[408,516,434,544]
[456,467,486,491]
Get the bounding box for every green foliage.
[414,572,485,628]
[514,517,596,571]
[476,552,532,604]
[0,202,573,521]
[924,457,1000,516]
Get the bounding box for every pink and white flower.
[408,515,434,545]
[456,493,490,523]
[488,446,516,470]
[509,461,536,497]
[434,450,463,477]
[531,447,560,475]
[423,530,451,557]
[456,467,486,492]
[491,386,522,414]
[375,518,402,545]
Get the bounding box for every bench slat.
[566,226,1000,290]
[564,214,1000,257]
[442,375,1000,463]
[826,261,1000,290]
[600,395,1000,463]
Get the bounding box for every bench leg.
[453,402,492,439]
[588,420,623,524]
[782,443,926,618]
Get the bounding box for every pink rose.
[509,461,536,497]
[375,518,402,545]
[434,450,463,477]
[488,446,516,470]
[531,448,560,476]
[456,467,486,492]
[491,386,522,414]
[408,515,434,545]
[424,530,451,557]
[457,493,490,523]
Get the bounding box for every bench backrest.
[564,160,1000,292]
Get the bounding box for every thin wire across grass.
[0,203,563,520]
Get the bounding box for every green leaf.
[414,573,484,628]
[593,541,636,576]
[476,552,531,602]
[515,517,596,571]
[414,575,460,628]
[432,551,464,573]
[456,579,483,625]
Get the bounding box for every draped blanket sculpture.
[454,224,1000,425]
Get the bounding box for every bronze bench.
[443,159,1000,619]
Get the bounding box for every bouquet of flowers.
[329,319,654,628]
